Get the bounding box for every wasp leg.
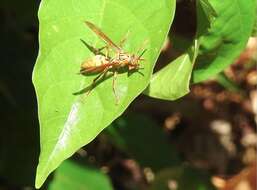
[86,67,109,96]
[80,39,107,56]
[96,46,107,54]
[97,45,112,59]
[105,46,110,58]
[136,40,148,55]
[112,71,119,105]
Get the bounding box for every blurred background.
[0,0,256,190]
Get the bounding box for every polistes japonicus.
[80,21,147,104]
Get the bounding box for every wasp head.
[128,49,147,70]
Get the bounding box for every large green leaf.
[144,40,198,100]
[193,0,257,82]
[144,54,193,100]
[49,160,113,190]
[198,0,217,24]
[32,0,175,188]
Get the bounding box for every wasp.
[80,21,146,104]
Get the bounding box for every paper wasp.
[80,21,146,104]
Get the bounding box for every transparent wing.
[85,21,121,52]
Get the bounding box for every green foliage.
[215,72,242,93]
[193,0,257,82]
[107,114,180,171]
[33,0,175,188]
[32,0,256,188]
[198,0,217,23]
[146,0,256,99]
[49,160,113,190]
[145,40,199,100]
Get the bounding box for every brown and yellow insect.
[80,21,146,104]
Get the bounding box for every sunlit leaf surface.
[33,0,175,187]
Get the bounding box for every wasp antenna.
[85,21,94,28]
[138,49,147,59]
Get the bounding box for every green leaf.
[49,160,113,190]
[144,54,192,100]
[193,0,257,82]
[149,166,215,190]
[215,72,241,92]
[196,0,214,38]
[144,40,198,100]
[32,0,176,188]
[107,114,180,171]
[199,0,217,23]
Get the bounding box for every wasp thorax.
[119,53,130,61]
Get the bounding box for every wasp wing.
[85,21,121,52]
[80,63,115,74]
